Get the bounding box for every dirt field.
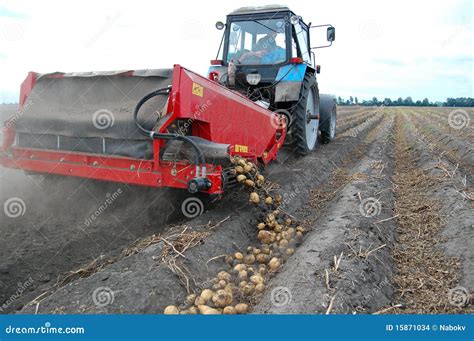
[0,105,472,314]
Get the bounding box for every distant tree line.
[336,96,474,107]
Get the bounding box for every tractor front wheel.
[291,73,319,156]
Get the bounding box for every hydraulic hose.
[133,87,207,176]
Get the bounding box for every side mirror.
[215,21,225,30]
[327,26,335,42]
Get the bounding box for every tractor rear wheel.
[319,94,337,144]
[291,73,319,155]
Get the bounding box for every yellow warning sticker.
[192,82,204,97]
[235,145,249,153]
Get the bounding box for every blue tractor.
[208,5,337,155]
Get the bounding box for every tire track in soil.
[388,112,473,314]
[17,109,388,314]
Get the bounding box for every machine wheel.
[291,73,319,155]
[319,94,337,144]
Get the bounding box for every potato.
[268,257,281,271]
[200,289,214,302]
[244,254,256,265]
[164,305,179,314]
[287,227,295,236]
[212,289,233,308]
[273,210,280,216]
[285,218,292,226]
[258,230,274,244]
[242,283,255,296]
[185,294,197,305]
[255,283,265,294]
[256,253,269,264]
[238,270,248,281]
[296,231,303,238]
[225,283,236,293]
[258,265,267,275]
[257,222,266,230]
[188,306,199,314]
[235,165,245,174]
[244,179,255,187]
[296,226,305,233]
[235,303,249,314]
[266,213,276,223]
[252,248,261,255]
[223,306,237,314]
[198,305,221,315]
[286,248,295,255]
[239,280,248,288]
[274,194,283,204]
[234,263,246,272]
[244,164,253,173]
[250,274,264,285]
[237,159,247,167]
[194,296,206,306]
[236,174,247,183]
[249,192,260,204]
[264,196,273,205]
[234,252,244,261]
[279,239,289,248]
[274,224,282,233]
[217,271,232,282]
[257,174,265,182]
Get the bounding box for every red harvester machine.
[1,65,285,194]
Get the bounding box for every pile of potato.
[164,156,305,314]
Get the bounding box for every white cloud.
[0,0,472,103]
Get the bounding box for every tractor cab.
[209,5,337,156]
[209,6,334,103]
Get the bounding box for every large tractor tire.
[291,73,319,155]
[319,94,337,144]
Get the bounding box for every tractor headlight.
[246,73,261,85]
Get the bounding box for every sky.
[0,0,472,103]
